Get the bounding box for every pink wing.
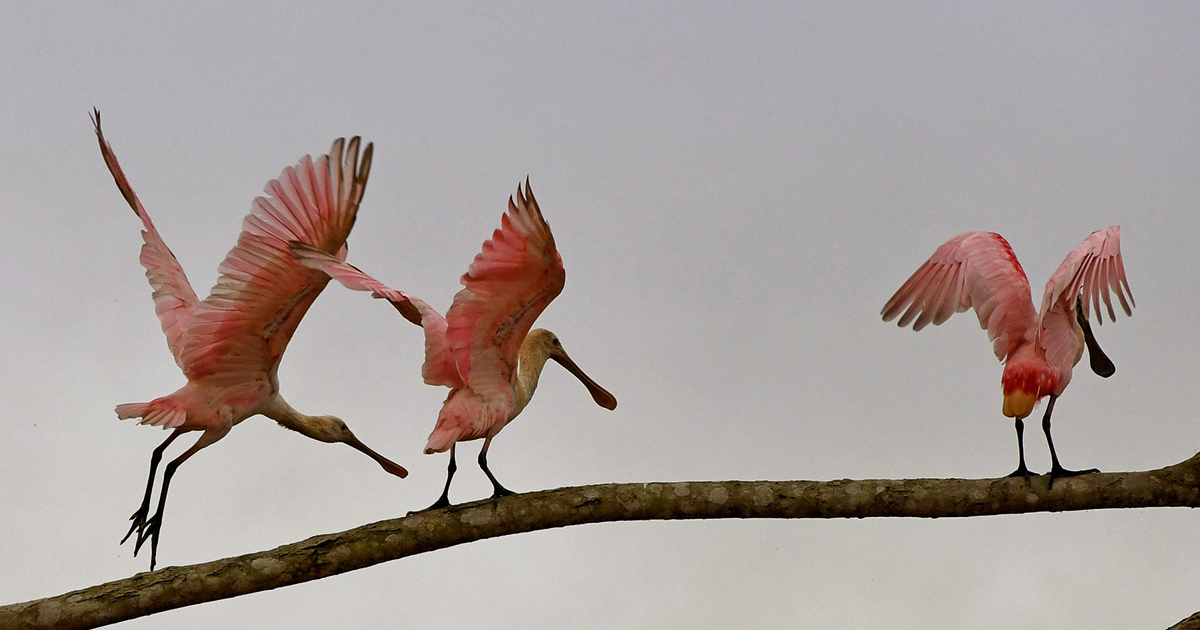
[289,242,462,388]
[882,232,1038,361]
[179,137,373,381]
[1036,226,1134,369]
[444,180,564,396]
[93,111,200,368]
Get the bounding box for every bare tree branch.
[1169,612,1200,630]
[4,452,1200,630]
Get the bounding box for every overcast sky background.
[3,2,1199,628]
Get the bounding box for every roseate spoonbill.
[290,181,617,510]
[93,111,407,570]
[882,227,1134,479]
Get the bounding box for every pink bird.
[290,181,617,510]
[93,111,407,570]
[882,227,1134,479]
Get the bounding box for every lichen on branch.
[4,452,1200,630]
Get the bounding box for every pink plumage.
[93,110,405,571]
[883,227,1134,478]
[291,180,616,510]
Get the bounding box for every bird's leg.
[1006,417,1035,477]
[121,430,182,545]
[1042,395,1099,482]
[133,431,216,571]
[478,436,514,499]
[412,445,457,514]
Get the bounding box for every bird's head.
[304,415,409,478]
[527,329,618,411]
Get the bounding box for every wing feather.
[179,137,373,381]
[444,180,564,395]
[883,232,1037,361]
[1036,226,1134,369]
[289,242,462,388]
[93,111,201,368]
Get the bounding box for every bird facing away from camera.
[291,181,616,510]
[882,227,1133,479]
[94,111,407,571]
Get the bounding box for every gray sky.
[3,2,1199,628]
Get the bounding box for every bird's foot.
[1049,464,1099,479]
[490,485,516,500]
[409,495,452,515]
[1006,464,1038,478]
[131,512,163,571]
[1046,464,1099,489]
[120,504,151,546]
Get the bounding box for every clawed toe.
[1006,465,1038,478]
[1046,465,1099,490]
[121,508,164,570]
[120,509,148,545]
[1049,465,1099,478]
[132,515,160,554]
[410,495,452,515]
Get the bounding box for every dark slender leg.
[122,430,182,545]
[1006,417,1035,477]
[1043,395,1099,481]
[133,432,212,571]
[412,445,457,514]
[479,436,514,499]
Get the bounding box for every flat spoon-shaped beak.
[346,436,409,478]
[1076,299,1116,378]
[552,351,618,410]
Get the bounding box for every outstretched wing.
[179,137,373,382]
[444,180,564,396]
[93,110,200,368]
[289,242,462,388]
[882,232,1037,361]
[1037,226,1134,369]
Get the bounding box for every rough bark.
[1170,613,1200,630]
[5,453,1200,630]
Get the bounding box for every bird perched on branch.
[291,180,616,510]
[882,227,1134,479]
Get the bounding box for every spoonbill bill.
[882,227,1134,479]
[94,111,407,570]
[290,181,616,510]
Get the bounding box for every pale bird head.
[308,415,409,478]
[527,329,618,410]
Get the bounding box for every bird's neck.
[512,341,553,419]
[261,395,335,442]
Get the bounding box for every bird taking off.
[291,180,616,511]
[882,227,1134,479]
[93,110,406,571]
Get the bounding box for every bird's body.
[292,182,616,509]
[882,227,1134,477]
[94,111,406,570]
[424,327,575,451]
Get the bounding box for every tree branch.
[5,452,1200,630]
[1169,612,1200,630]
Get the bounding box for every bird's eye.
[552,338,561,346]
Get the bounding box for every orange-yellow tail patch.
[1002,390,1037,419]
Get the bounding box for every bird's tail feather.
[115,399,186,429]
[424,426,460,454]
